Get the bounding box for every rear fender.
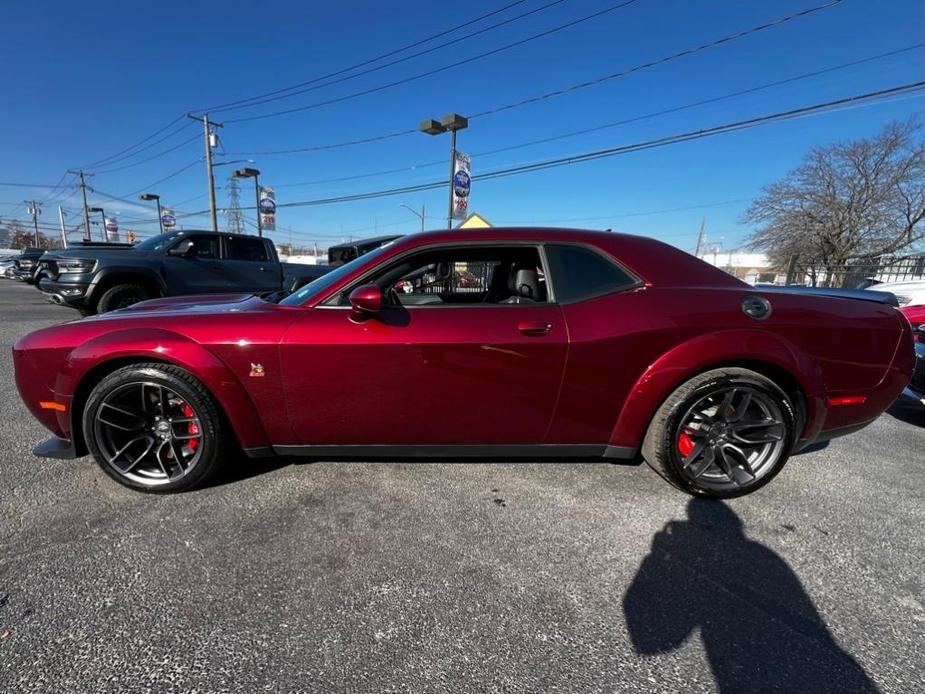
[57,328,270,450]
[609,329,825,449]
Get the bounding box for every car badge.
[249,363,266,378]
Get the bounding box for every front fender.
[87,266,167,302]
[57,328,270,450]
[609,329,826,450]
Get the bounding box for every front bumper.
[38,277,91,308]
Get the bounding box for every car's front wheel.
[82,363,228,492]
[96,283,151,313]
[642,368,795,498]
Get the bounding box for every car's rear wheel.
[97,283,151,313]
[82,363,227,493]
[641,368,795,498]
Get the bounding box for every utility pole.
[694,216,706,257]
[58,206,68,249]
[25,200,41,246]
[69,169,93,241]
[189,113,222,232]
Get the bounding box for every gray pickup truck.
[37,230,330,314]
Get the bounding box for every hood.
[43,247,143,261]
[87,293,268,320]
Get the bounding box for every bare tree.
[745,120,925,275]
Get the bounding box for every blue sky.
[1,0,922,251]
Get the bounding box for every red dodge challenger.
[13,228,915,497]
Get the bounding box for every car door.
[162,233,229,294]
[279,244,568,447]
[222,235,281,293]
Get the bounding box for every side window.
[333,246,548,306]
[227,236,269,262]
[544,244,638,303]
[183,235,220,259]
[169,235,219,259]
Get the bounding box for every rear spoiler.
[758,285,899,307]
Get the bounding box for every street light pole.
[419,113,468,230]
[234,168,263,238]
[140,194,163,234]
[447,128,456,229]
[399,203,426,233]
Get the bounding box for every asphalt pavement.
[1,280,923,694]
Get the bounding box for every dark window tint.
[545,244,637,303]
[184,235,219,259]
[227,236,269,262]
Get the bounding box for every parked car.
[904,326,925,406]
[328,235,401,266]
[9,247,47,282]
[14,228,914,496]
[36,230,331,314]
[865,280,925,308]
[0,254,18,278]
[900,305,925,331]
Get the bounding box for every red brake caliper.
[182,404,200,451]
[677,431,695,457]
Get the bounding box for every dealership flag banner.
[104,217,119,241]
[259,187,277,231]
[452,151,471,220]
[161,208,176,230]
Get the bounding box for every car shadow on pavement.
[885,398,925,428]
[623,499,879,693]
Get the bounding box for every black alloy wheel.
[83,363,228,492]
[642,368,795,498]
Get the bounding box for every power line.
[260,81,924,209]
[173,82,923,219]
[121,158,203,198]
[228,0,855,157]
[268,44,924,191]
[79,115,189,170]
[211,0,571,116]
[197,0,533,113]
[225,0,644,124]
[92,132,202,174]
[83,121,197,171]
[69,0,535,172]
[470,0,846,120]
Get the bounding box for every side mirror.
[168,240,196,257]
[348,283,382,321]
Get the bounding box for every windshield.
[135,231,184,251]
[279,244,392,306]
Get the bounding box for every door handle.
[518,321,553,336]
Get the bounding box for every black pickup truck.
[37,230,330,314]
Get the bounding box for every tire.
[96,283,151,313]
[641,368,796,499]
[82,363,229,493]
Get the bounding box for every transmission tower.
[225,175,244,234]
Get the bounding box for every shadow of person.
[624,499,878,693]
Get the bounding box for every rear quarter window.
[227,237,269,262]
[545,244,639,303]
